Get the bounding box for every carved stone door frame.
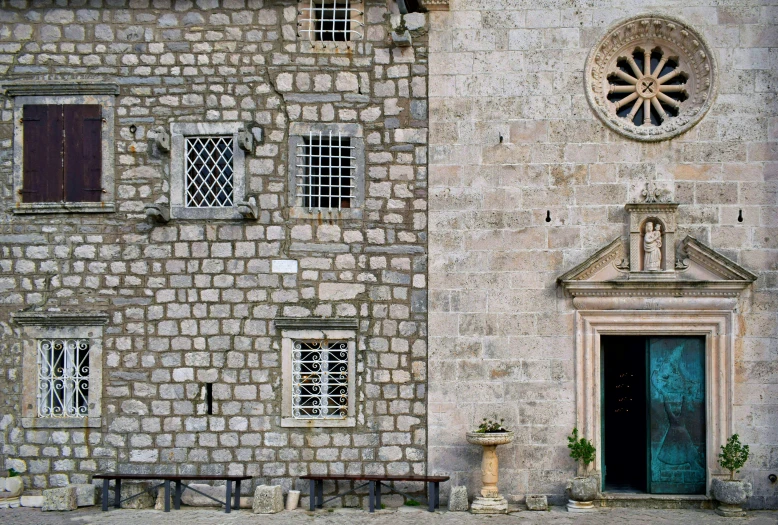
[575,309,733,494]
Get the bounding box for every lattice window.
[296,131,355,210]
[37,339,89,418]
[185,136,234,208]
[292,340,349,419]
[299,0,363,42]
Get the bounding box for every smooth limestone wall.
[428,0,777,508]
[0,1,430,506]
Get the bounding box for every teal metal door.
[648,337,706,494]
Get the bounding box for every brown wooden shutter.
[64,105,102,202]
[22,105,64,202]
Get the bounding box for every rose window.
[585,15,717,142]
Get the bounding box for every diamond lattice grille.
[292,340,349,419]
[296,131,355,210]
[185,136,234,208]
[37,339,89,418]
[299,0,363,42]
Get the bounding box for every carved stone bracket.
[237,130,253,153]
[236,196,258,219]
[153,128,171,152]
[144,203,170,223]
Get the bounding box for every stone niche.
[557,197,756,493]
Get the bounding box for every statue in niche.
[643,222,662,271]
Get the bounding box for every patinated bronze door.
[648,337,706,494]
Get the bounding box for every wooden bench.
[300,474,449,513]
[93,473,252,513]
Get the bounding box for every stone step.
[597,494,713,510]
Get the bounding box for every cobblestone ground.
[2,506,777,525]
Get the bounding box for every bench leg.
[101,479,109,511]
[225,480,233,514]
[234,480,241,511]
[435,482,440,509]
[114,479,121,510]
[316,480,323,509]
[376,481,381,510]
[368,481,375,513]
[309,480,316,511]
[164,480,171,512]
[174,481,182,510]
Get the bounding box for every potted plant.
[466,418,514,514]
[711,434,752,517]
[0,468,23,508]
[566,428,598,512]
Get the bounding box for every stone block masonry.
[0,0,429,507]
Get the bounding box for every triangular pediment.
[558,236,756,304]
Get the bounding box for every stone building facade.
[0,0,430,504]
[0,0,776,512]
[427,0,777,510]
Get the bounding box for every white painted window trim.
[287,122,364,220]
[170,122,246,220]
[10,94,116,215]
[13,313,107,429]
[281,328,356,428]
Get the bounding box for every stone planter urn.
[566,475,598,512]
[711,478,752,517]
[465,431,514,514]
[0,474,23,508]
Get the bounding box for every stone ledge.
[273,317,359,330]
[11,312,110,326]
[10,202,116,214]
[21,417,102,429]
[2,80,120,97]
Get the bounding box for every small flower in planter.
[475,417,509,433]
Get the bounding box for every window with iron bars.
[296,131,355,210]
[185,136,234,208]
[299,0,363,42]
[292,340,349,419]
[37,339,89,418]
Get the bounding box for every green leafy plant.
[7,468,19,477]
[567,428,596,471]
[404,499,420,506]
[719,434,749,481]
[476,417,509,433]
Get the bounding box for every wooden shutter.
[64,105,102,202]
[22,105,64,202]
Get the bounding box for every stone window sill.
[289,208,363,221]
[21,417,102,429]
[11,202,116,214]
[281,417,356,428]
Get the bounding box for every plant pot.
[711,478,752,517]
[466,431,514,514]
[566,476,598,512]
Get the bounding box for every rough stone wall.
[0,1,429,503]
[428,1,777,508]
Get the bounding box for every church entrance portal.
[601,336,706,494]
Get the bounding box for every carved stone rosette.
[585,14,717,142]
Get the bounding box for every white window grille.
[292,340,349,419]
[296,130,355,210]
[299,0,363,42]
[37,339,89,418]
[185,136,234,208]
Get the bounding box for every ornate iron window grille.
[296,130,355,210]
[184,136,234,208]
[292,340,349,419]
[299,0,364,42]
[37,339,89,418]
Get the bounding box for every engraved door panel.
[648,337,706,494]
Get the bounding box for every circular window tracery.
[585,15,717,142]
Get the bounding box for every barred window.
[37,339,90,418]
[296,131,355,210]
[185,136,234,208]
[292,340,349,419]
[299,0,363,42]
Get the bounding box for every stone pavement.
[1,506,777,525]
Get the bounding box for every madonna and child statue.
[643,222,662,271]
